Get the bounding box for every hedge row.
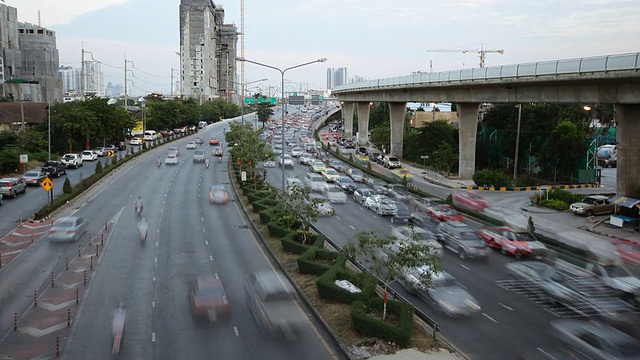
[351,298,414,348]
[281,230,323,255]
[317,267,377,304]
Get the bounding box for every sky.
[7,0,640,97]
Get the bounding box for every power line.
[132,64,171,79]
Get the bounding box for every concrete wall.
[409,111,458,127]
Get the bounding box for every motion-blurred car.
[21,170,47,186]
[209,185,229,204]
[454,192,489,211]
[286,177,304,195]
[397,266,481,317]
[427,204,464,222]
[346,168,364,182]
[363,194,388,210]
[391,168,413,182]
[81,150,97,161]
[353,187,373,205]
[335,176,356,193]
[305,172,328,193]
[263,160,276,168]
[437,221,490,260]
[613,240,640,267]
[391,226,443,257]
[320,168,339,182]
[551,320,640,360]
[186,141,197,149]
[323,185,347,204]
[479,226,533,258]
[189,276,231,323]
[370,197,398,216]
[306,193,334,216]
[410,197,445,213]
[410,212,432,229]
[365,178,388,195]
[164,154,178,165]
[309,160,326,173]
[391,202,412,223]
[245,271,304,340]
[47,216,88,242]
[168,147,180,156]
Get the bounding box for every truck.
[41,161,67,178]
[597,144,617,168]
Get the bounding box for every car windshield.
[24,172,39,176]
[603,265,633,277]
[326,169,337,175]
[327,187,341,193]
[460,231,480,241]
[395,203,409,211]
[167,155,175,158]
[194,151,204,155]
[350,169,362,175]
[63,155,74,159]
[501,231,518,241]
[339,177,353,183]
[56,221,74,228]
[197,287,226,298]
[311,176,323,182]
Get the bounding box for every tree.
[95,160,103,174]
[344,230,440,320]
[431,141,458,175]
[272,185,328,236]
[537,121,588,182]
[227,122,274,167]
[63,177,72,194]
[255,102,274,127]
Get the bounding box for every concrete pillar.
[342,102,355,138]
[389,102,407,158]
[457,103,480,180]
[616,104,640,197]
[356,102,371,145]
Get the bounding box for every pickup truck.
[61,154,83,169]
[41,161,68,177]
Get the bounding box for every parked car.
[397,266,481,317]
[81,150,98,161]
[570,195,615,216]
[189,276,231,323]
[21,170,47,186]
[437,221,490,260]
[47,216,88,242]
[0,178,27,198]
[41,161,67,178]
[453,192,490,211]
[61,153,83,169]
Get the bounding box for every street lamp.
[237,57,328,191]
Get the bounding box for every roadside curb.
[454,183,601,191]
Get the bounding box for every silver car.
[391,226,443,257]
[353,187,374,205]
[47,217,88,242]
[323,185,347,204]
[551,319,640,360]
[21,170,47,186]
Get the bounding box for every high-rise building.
[105,82,124,97]
[59,66,80,94]
[179,0,238,103]
[326,68,333,89]
[326,67,348,89]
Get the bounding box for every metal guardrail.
[332,52,640,93]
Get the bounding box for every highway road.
[0,115,342,360]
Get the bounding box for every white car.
[363,194,388,209]
[130,137,143,146]
[164,154,179,165]
[81,150,97,161]
[286,177,304,195]
[391,226,443,257]
[278,154,295,169]
[168,147,180,156]
[290,148,303,157]
[306,193,334,216]
[323,185,348,204]
[61,153,83,169]
[186,141,197,149]
[263,160,277,168]
[305,172,328,193]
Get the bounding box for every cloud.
[5,0,133,26]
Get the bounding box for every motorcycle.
[217,155,223,163]
[157,159,162,168]
[205,158,210,168]
[139,221,148,244]
[111,304,126,355]
[135,204,143,217]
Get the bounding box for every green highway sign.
[245,97,277,105]
[244,97,255,104]
[258,97,277,104]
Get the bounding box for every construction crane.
[426,45,504,68]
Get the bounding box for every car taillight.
[66,231,74,234]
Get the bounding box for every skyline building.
[326,67,348,89]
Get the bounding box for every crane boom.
[426,45,504,68]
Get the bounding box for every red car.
[189,276,231,322]
[426,204,464,222]
[613,240,640,266]
[478,226,532,258]
[454,192,490,211]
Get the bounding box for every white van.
[143,130,157,141]
[198,121,207,130]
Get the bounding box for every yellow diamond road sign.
[41,177,54,192]
[107,150,115,157]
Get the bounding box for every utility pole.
[124,54,128,108]
[80,46,85,99]
[513,104,522,181]
[170,66,174,98]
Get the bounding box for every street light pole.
[48,101,51,161]
[513,103,522,181]
[237,57,327,191]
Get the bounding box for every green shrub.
[548,188,583,204]
[317,268,377,304]
[63,177,72,194]
[514,176,542,187]
[95,160,103,174]
[298,247,340,276]
[259,209,274,224]
[0,148,20,174]
[28,151,50,163]
[351,298,413,348]
[246,189,274,203]
[280,231,323,254]
[266,221,292,238]
[473,169,511,188]
[539,199,569,211]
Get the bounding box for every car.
[479,226,534,258]
[305,172,328,193]
[323,185,348,204]
[103,145,118,153]
[410,197,445,213]
[391,202,412,223]
[186,141,197,149]
[306,193,334,216]
[613,240,640,267]
[437,221,490,260]
[193,150,206,163]
[93,147,106,156]
[366,178,388,195]
[168,147,180,157]
[371,197,398,216]
[263,160,277,168]
[61,153,83,168]
[335,176,356,193]
[320,168,339,182]
[129,137,143,146]
[21,170,47,186]
[382,155,401,169]
[570,195,615,216]
[410,212,433,229]
[164,154,178,165]
[0,178,27,198]
[453,192,490,211]
[286,177,304,195]
[298,153,314,165]
[309,160,326,173]
[209,137,220,145]
[290,147,303,157]
[353,187,373,205]
[209,185,229,204]
[552,319,640,360]
[328,159,345,172]
[347,168,365,182]
[194,137,204,145]
[397,266,481,317]
[363,194,387,209]
[41,161,67,178]
[278,154,295,169]
[47,216,88,242]
[427,204,464,222]
[244,271,305,340]
[390,168,413,182]
[391,226,443,257]
[81,150,97,161]
[189,276,231,323]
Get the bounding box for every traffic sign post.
[107,150,115,157]
[41,177,55,204]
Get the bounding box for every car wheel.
[0,197,3,206]
[12,192,17,199]
[585,210,594,217]
[501,247,507,256]
[458,249,466,260]
[390,216,395,223]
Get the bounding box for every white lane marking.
[153,277,156,282]
[151,332,156,342]
[499,303,514,311]
[201,217,204,222]
[203,228,206,232]
[460,264,471,271]
[349,225,355,230]
[233,326,239,336]
[152,301,155,308]
[482,313,498,323]
[214,273,219,279]
[156,229,160,233]
[154,257,157,263]
[205,240,209,246]
[161,209,164,212]
[155,241,158,247]
[335,216,341,220]
[209,255,213,261]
